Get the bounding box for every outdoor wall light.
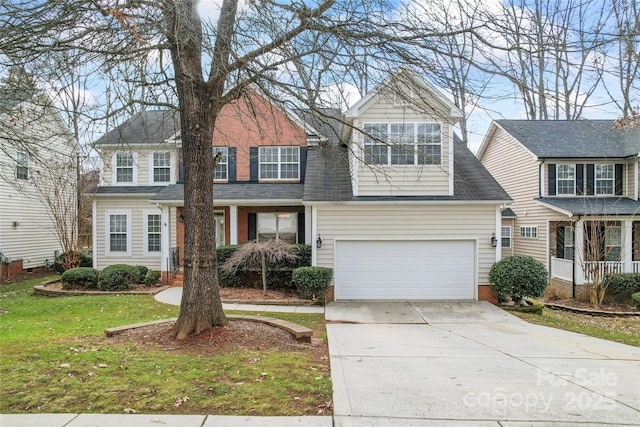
[490,233,497,248]
[178,214,184,223]
[316,235,323,249]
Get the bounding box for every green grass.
[510,308,640,347]
[0,277,331,415]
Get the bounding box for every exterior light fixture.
[316,235,323,249]
[490,233,497,248]
[178,214,184,223]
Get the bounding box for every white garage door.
[335,240,475,300]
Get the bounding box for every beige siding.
[481,127,569,267]
[95,197,162,270]
[352,92,451,196]
[100,147,178,186]
[315,204,497,286]
[501,218,516,259]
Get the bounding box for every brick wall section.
[548,220,573,259]
[634,222,640,261]
[214,90,307,182]
[478,285,498,304]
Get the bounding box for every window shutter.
[248,213,257,241]
[575,163,584,195]
[556,225,565,259]
[178,148,184,183]
[299,147,308,183]
[615,164,623,195]
[228,147,236,183]
[548,164,556,196]
[297,212,305,244]
[586,164,594,195]
[249,147,259,182]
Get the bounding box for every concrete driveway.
[326,301,640,426]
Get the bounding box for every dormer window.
[595,164,614,195]
[363,122,441,166]
[556,164,575,195]
[213,147,229,180]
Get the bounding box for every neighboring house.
[92,71,510,301]
[0,88,76,281]
[478,120,640,300]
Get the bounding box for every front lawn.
[0,276,331,415]
[510,308,640,347]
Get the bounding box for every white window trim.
[105,209,132,256]
[258,146,300,181]
[501,226,512,248]
[143,209,162,256]
[112,152,138,186]
[362,122,442,166]
[520,226,538,239]
[564,225,575,261]
[148,151,175,185]
[595,164,615,195]
[556,164,576,196]
[257,212,298,243]
[16,151,28,180]
[213,146,229,181]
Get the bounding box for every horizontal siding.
[100,148,178,186]
[315,204,498,286]
[95,198,162,270]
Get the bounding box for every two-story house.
[478,120,640,300]
[92,71,511,301]
[0,88,76,281]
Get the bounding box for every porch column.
[623,219,633,273]
[574,218,585,285]
[229,205,238,245]
[161,205,171,273]
[305,205,312,246]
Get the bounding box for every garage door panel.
[335,240,475,300]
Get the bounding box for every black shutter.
[556,225,565,259]
[248,213,257,241]
[228,147,236,183]
[615,163,623,195]
[249,147,259,182]
[586,164,594,195]
[178,148,184,183]
[299,147,308,183]
[297,212,305,244]
[548,164,556,196]
[575,163,584,195]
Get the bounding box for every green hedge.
[97,264,142,291]
[489,255,548,302]
[632,292,640,309]
[53,252,93,274]
[60,267,98,290]
[143,270,161,287]
[603,273,640,294]
[292,266,333,302]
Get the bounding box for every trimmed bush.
[60,267,98,290]
[489,255,548,303]
[53,252,93,274]
[632,292,640,309]
[143,270,161,287]
[217,245,241,265]
[135,265,149,280]
[292,266,333,302]
[603,273,640,294]
[97,264,141,291]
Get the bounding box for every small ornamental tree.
[489,255,548,304]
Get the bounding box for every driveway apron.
[326,301,640,426]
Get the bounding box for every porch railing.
[170,247,180,278]
[633,261,640,273]
[583,261,624,283]
[551,257,573,282]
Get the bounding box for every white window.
[112,152,138,185]
[595,164,614,195]
[520,226,538,239]
[605,225,621,261]
[105,210,131,255]
[363,122,441,166]
[15,151,28,180]
[213,147,228,180]
[564,226,574,260]
[144,211,162,255]
[501,226,511,248]
[257,213,297,243]
[259,147,299,180]
[556,164,575,195]
[151,152,171,183]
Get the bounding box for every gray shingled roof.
[94,186,166,195]
[150,183,304,202]
[501,207,517,218]
[496,120,640,158]
[303,134,510,202]
[537,197,640,216]
[294,108,343,145]
[93,110,179,146]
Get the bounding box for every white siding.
[100,147,178,186]
[314,204,497,286]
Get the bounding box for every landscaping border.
[34,280,170,296]
[545,302,640,317]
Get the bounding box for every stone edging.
[104,315,313,342]
[222,298,321,306]
[34,282,171,296]
[545,302,640,317]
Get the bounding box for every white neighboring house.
[0,88,76,280]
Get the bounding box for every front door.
[214,211,225,248]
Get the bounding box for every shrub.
[632,292,640,309]
[143,270,161,287]
[135,265,149,280]
[489,255,548,303]
[53,252,93,274]
[292,266,333,302]
[60,267,98,290]
[217,245,241,265]
[502,298,544,315]
[603,273,640,294]
[97,264,141,291]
